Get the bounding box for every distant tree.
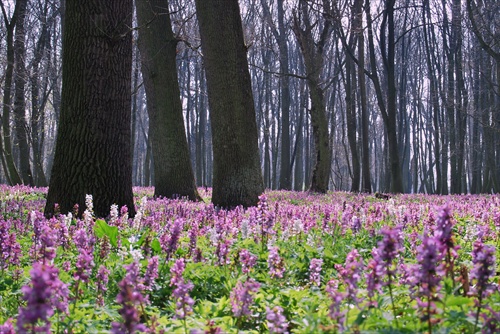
[135,0,200,201]
[0,0,24,185]
[365,0,404,193]
[45,0,136,218]
[12,0,33,185]
[292,0,332,193]
[467,0,500,192]
[194,0,264,208]
[261,0,292,190]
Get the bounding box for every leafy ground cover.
[0,185,499,333]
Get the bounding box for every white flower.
[132,211,143,229]
[110,204,119,223]
[293,219,304,235]
[128,235,139,244]
[130,248,144,262]
[241,219,249,239]
[85,194,94,213]
[209,227,219,245]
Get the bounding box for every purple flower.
[17,263,69,333]
[414,234,444,295]
[374,225,403,282]
[39,225,57,262]
[258,194,275,237]
[144,256,159,290]
[169,258,194,319]
[351,216,362,234]
[0,319,15,334]
[96,265,110,306]
[188,222,199,256]
[268,246,285,279]
[170,258,186,286]
[266,306,289,333]
[161,218,184,260]
[239,249,257,274]
[230,279,261,318]
[0,220,21,270]
[172,280,195,319]
[470,240,496,300]
[111,261,147,334]
[409,233,445,325]
[434,205,453,249]
[481,305,500,334]
[326,279,347,331]
[366,255,382,305]
[335,249,363,303]
[309,258,323,286]
[74,250,95,283]
[216,238,232,266]
[74,228,94,252]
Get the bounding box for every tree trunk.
[292,0,332,193]
[345,49,360,192]
[30,7,51,187]
[0,2,23,185]
[355,0,372,193]
[195,69,207,187]
[136,0,200,201]
[45,0,136,218]
[13,0,33,186]
[194,0,264,208]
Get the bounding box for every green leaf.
[445,296,472,307]
[151,238,161,253]
[138,229,150,246]
[94,219,118,247]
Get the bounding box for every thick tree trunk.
[136,0,200,201]
[45,0,136,218]
[194,0,264,208]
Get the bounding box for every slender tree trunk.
[0,2,23,185]
[13,0,33,186]
[30,7,51,187]
[365,0,403,193]
[136,0,200,200]
[345,55,360,192]
[195,69,207,187]
[292,0,332,193]
[355,0,372,193]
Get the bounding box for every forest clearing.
[0,186,499,333]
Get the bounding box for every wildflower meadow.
[0,185,499,333]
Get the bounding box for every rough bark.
[136,0,200,201]
[45,0,136,218]
[194,0,264,208]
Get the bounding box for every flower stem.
[387,275,399,329]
